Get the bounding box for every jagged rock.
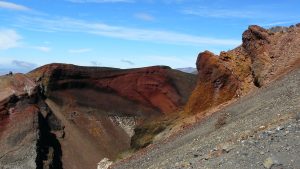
[269,26,289,33]
[0,104,40,169]
[186,24,300,114]
[242,25,272,87]
[185,51,240,114]
[0,74,42,168]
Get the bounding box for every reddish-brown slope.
[26,64,196,169]
[30,64,196,115]
[186,24,300,114]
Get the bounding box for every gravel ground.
[113,68,300,169]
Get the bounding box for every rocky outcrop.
[0,103,39,169]
[186,24,300,114]
[242,25,272,87]
[0,74,63,169]
[185,51,240,113]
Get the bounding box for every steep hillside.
[113,61,300,169]
[0,74,41,169]
[186,24,300,114]
[0,65,196,169]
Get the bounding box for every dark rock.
[242,25,272,87]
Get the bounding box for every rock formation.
[186,24,300,114]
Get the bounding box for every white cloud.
[33,46,51,52]
[135,13,155,21]
[0,1,30,11]
[66,0,134,3]
[0,29,22,50]
[18,16,241,46]
[68,48,92,53]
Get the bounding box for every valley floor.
[112,68,300,169]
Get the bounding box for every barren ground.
[112,68,300,169]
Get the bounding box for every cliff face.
[186,24,300,114]
[0,65,196,169]
[0,74,63,169]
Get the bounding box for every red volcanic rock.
[0,103,40,169]
[242,25,272,87]
[107,67,181,113]
[29,64,196,115]
[186,24,300,114]
[185,51,239,114]
[0,73,37,118]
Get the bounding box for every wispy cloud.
[182,7,258,19]
[17,16,240,46]
[134,13,155,21]
[68,48,92,53]
[121,59,135,65]
[0,1,30,11]
[260,20,299,27]
[32,46,51,52]
[12,60,38,69]
[0,29,22,50]
[162,0,185,4]
[66,0,134,3]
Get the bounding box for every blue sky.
[0,0,299,74]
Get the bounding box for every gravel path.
[113,68,300,169]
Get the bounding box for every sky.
[0,0,300,74]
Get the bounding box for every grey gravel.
[113,68,300,169]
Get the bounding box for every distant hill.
[176,67,197,74]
